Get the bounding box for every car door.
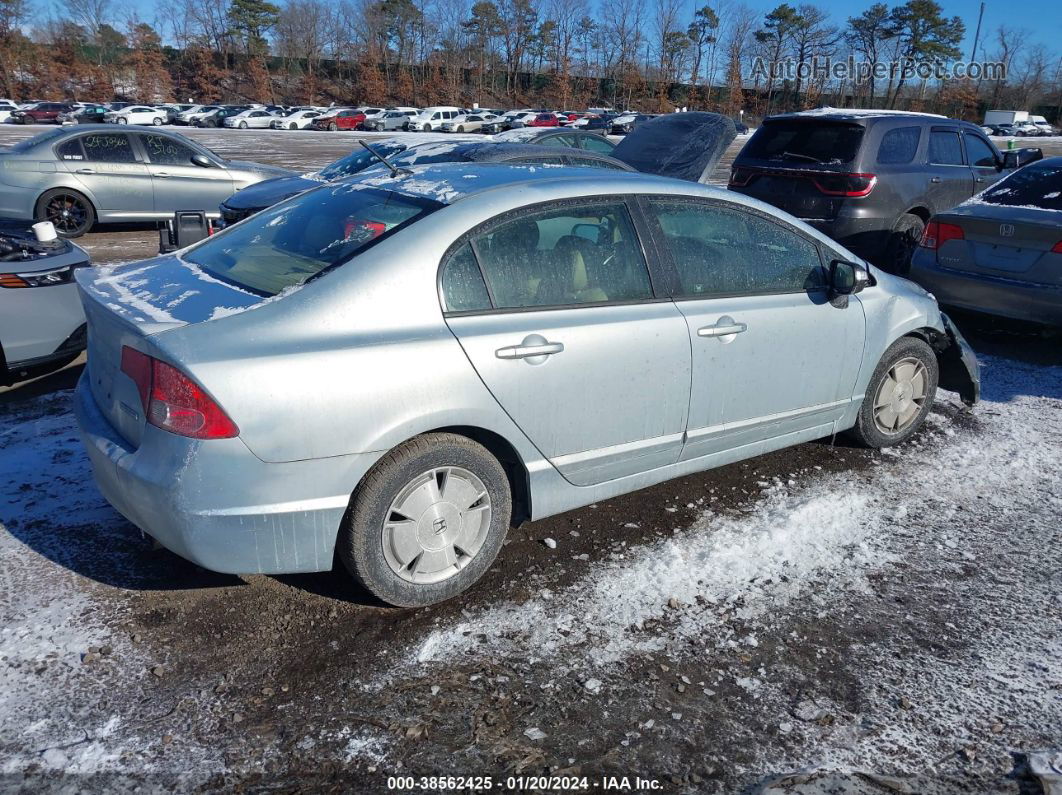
[61,131,153,215]
[136,132,235,215]
[963,131,1006,193]
[440,198,692,486]
[925,127,974,211]
[641,196,866,459]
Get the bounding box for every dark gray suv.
[728,110,1042,272]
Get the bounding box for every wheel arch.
[902,206,931,224]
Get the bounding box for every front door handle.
[930,176,941,183]
[155,172,170,178]
[975,176,986,183]
[496,341,564,359]
[75,168,95,174]
[698,319,747,338]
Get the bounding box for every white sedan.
[271,109,322,130]
[224,109,278,129]
[104,106,167,125]
[440,113,499,133]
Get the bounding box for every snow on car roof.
[781,106,947,119]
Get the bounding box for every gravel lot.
[1,124,1060,794]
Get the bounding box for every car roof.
[771,107,948,122]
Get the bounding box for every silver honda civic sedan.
[0,126,294,237]
[73,164,979,607]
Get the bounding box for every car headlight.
[0,264,82,288]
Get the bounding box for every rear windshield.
[10,128,69,152]
[184,186,439,296]
[318,143,407,179]
[743,120,865,165]
[979,164,1062,210]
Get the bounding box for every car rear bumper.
[909,251,1062,326]
[74,374,374,575]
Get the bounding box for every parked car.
[355,107,387,126]
[728,109,1044,272]
[0,102,18,122]
[271,109,322,129]
[194,107,249,127]
[63,104,109,124]
[174,105,215,125]
[0,127,294,237]
[13,102,76,124]
[527,112,561,128]
[611,113,655,134]
[909,156,1062,326]
[406,106,464,132]
[224,109,278,129]
[480,110,534,134]
[439,113,499,133]
[492,127,616,154]
[107,102,138,112]
[504,111,540,129]
[219,140,413,225]
[363,108,418,131]
[73,160,979,608]
[313,109,366,131]
[0,222,90,384]
[380,141,633,173]
[105,106,167,126]
[582,113,619,131]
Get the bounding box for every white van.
[407,106,465,132]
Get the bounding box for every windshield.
[318,142,408,179]
[184,185,439,296]
[979,164,1062,210]
[743,120,865,165]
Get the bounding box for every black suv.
[728,110,1043,272]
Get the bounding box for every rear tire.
[35,188,96,238]
[847,336,938,448]
[423,124,431,132]
[457,125,465,132]
[881,213,925,275]
[152,116,163,125]
[328,122,338,131]
[117,117,127,124]
[289,122,297,130]
[337,433,512,607]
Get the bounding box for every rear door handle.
[75,168,95,174]
[495,341,564,359]
[975,176,986,183]
[155,172,170,178]
[930,176,941,183]
[698,320,747,338]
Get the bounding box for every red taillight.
[919,220,965,250]
[120,346,238,439]
[812,173,877,197]
[1052,240,1062,253]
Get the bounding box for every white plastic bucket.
[32,221,57,242]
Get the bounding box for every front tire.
[35,188,96,238]
[423,124,432,132]
[338,433,512,607]
[152,116,163,125]
[328,122,338,131]
[848,336,938,448]
[117,117,127,124]
[289,122,297,130]
[239,121,248,128]
[457,125,465,133]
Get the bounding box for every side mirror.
[1002,147,1043,170]
[829,259,870,296]
[190,154,214,168]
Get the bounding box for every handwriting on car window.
[83,134,129,151]
[145,135,191,164]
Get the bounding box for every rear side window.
[648,199,824,298]
[441,243,491,312]
[743,121,864,165]
[464,201,653,310]
[184,186,438,296]
[580,136,615,154]
[877,127,920,164]
[81,133,138,163]
[965,135,999,168]
[979,164,1062,210]
[56,138,84,160]
[928,131,964,165]
[539,134,576,147]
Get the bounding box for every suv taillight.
[1052,240,1062,253]
[919,220,965,251]
[812,173,877,197]
[120,346,238,439]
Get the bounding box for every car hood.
[223,160,296,178]
[223,173,321,210]
[611,112,737,184]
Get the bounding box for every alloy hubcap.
[44,195,87,233]
[382,467,491,584]
[873,357,928,434]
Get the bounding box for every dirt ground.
[1,124,1060,795]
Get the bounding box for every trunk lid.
[75,255,265,448]
[935,204,1062,287]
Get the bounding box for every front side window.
[184,186,439,296]
[964,134,999,169]
[877,126,920,164]
[80,133,138,163]
[581,135,615,154]
[468,201,653,309]
[648,199,824,298]
[140,134,199,166]
[928,131,964,165]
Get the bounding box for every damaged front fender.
[929,313,980,406]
